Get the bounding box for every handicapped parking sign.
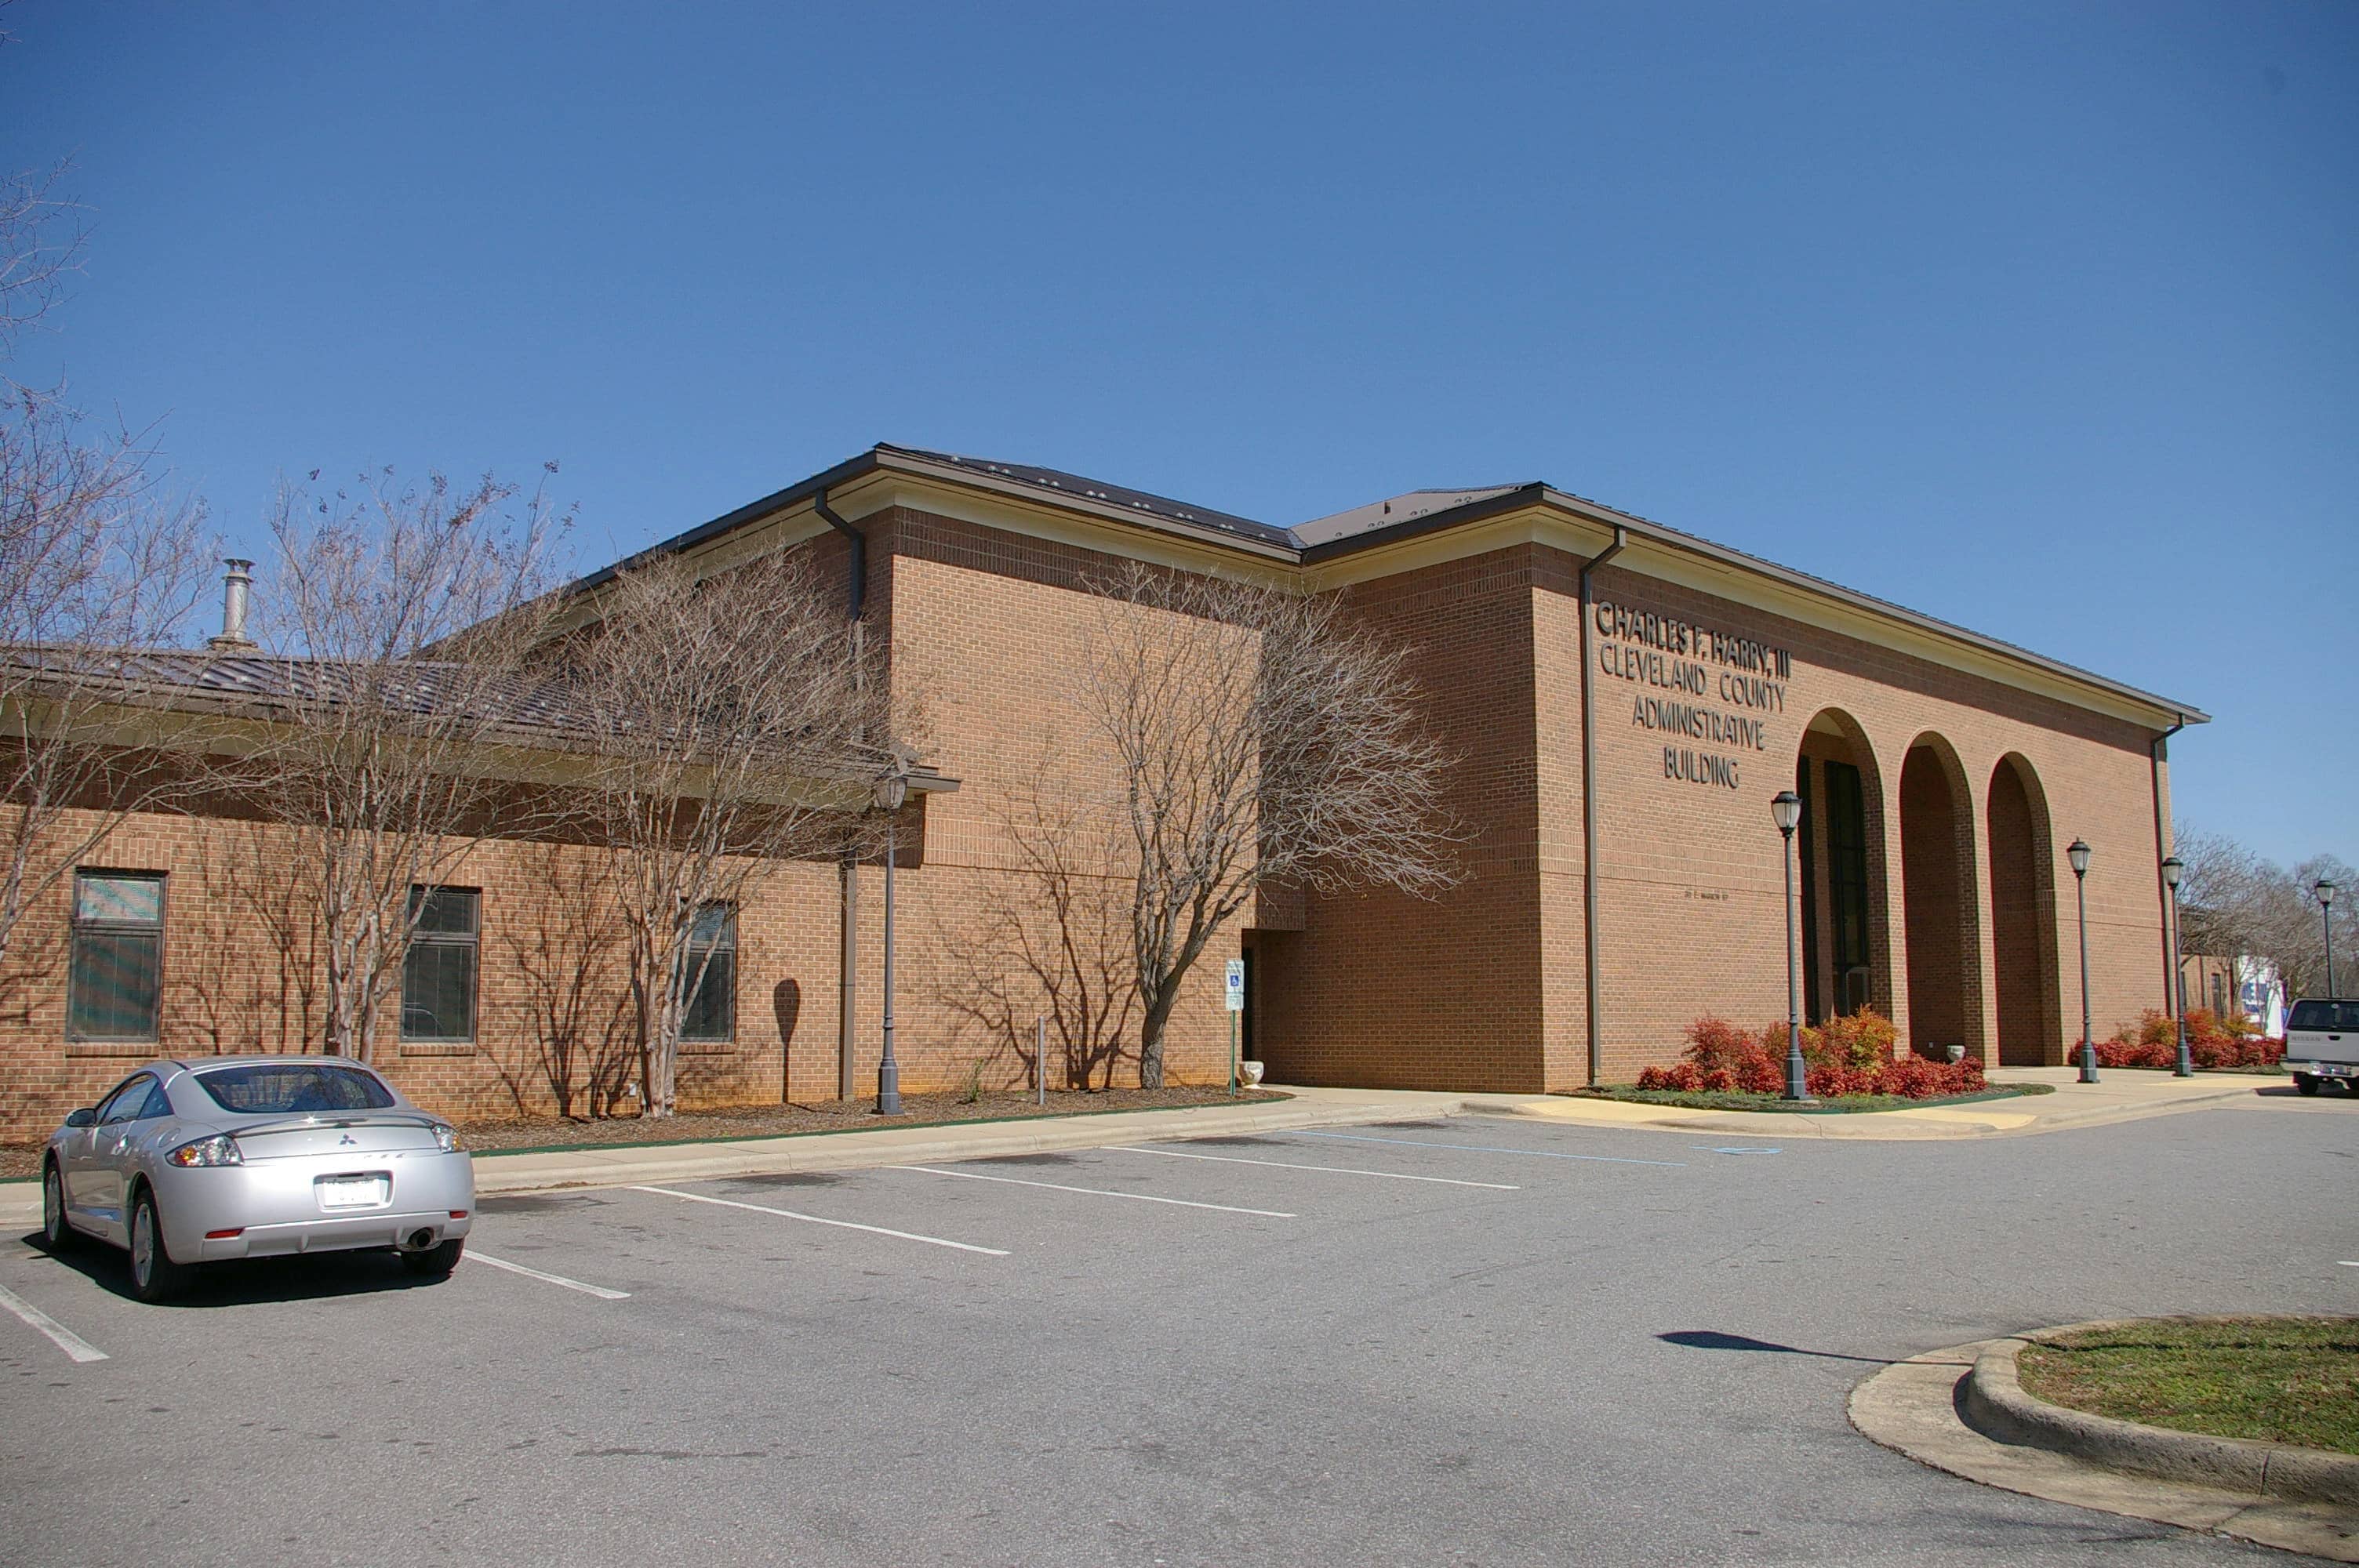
[1224,959,1245,1011]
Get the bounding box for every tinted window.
[680,903,736,1043]
[194,1064,397,1114]
[67,871,165,1040]
[402,886,478,1041]
[136,1080,176,1120]
[96,1075,155,1125]
[2288,1000,2359,1032]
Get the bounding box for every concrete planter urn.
[1238,1060,1266,1088]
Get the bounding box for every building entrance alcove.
[1986,753,2063,1065]
[1898,735,1986,1060]
[1795,711,1890,1024]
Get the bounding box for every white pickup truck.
[2284,999,2359,1096]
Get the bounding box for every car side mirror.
[63,1107,96,1129]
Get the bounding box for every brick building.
[0,445,2204,1133]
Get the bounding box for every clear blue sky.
[6,2,2354,867]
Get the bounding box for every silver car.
[40,1055,474,1302]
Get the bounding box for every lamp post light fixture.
[2161,855,2190,1077]
[1771,789,1808,1102]
[2318,878,2339,998]
[2068,839,2096,1083]
[873,764,911,1116]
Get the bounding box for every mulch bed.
[0,1085,1289,1178]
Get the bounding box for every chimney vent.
[209,559,255,649]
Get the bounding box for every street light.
[873,763,911,1116]
[2161,855,2190,1077]
[2068,839,2096,1083]
[2318,878,2339,998]
[1772,789,1807,1102]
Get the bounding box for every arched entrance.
[1986,753,2062,1065]
[1794,710,1889,1022]
[1899,735,1984,1060]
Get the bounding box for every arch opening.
[1794,710,1888,1024]
[1987,753,2063,1065]
[1899,734,1985,1061]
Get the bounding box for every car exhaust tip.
[405,1229,436,1251]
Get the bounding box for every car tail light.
[167,1133,242,1167]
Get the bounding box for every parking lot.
[4,1100,2353,1566]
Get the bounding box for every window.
[68,872,165,1041]
[401,887,479,1042]
[678,902,736,1043]
[1824,761,1873,1013]
[195,1062,395,1115]
[94,1073,159,1126]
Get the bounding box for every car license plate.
[2318,1062,2354,1077]
[317,1174,390,1209]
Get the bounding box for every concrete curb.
[1851,1335,2359,1563]
[1463,1078,2264,1141]
[1962,1319,2359,1508]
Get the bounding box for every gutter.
[1579,524,1630,1087]
[2150,712,2188,1014]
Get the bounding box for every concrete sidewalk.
[1470,1066,2285,1141]
[0,1086,1476,1227]
[0,1069,2293,1227]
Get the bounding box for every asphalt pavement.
[2,1094,2354,1566]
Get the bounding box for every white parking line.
[1289,1129,1687,1167]
[463,1250,632,1301]
[1111,1145,1518,1190]
[888,1164,1296,1218]
[631,1185,1010,1257]
[0,1281,108,1363]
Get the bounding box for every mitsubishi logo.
[338,1134,356,1146]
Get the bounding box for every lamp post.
[873,764,911,1116]
[2318,878,2339,997]
[2161,855,2190,1077]
[2069,839,2096,1083]
[1772,789,1807,1102]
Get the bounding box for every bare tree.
[246,467,569,1061]
[2174,826,2358,1001]
[936,767,1138,1092]
[0,154,218,973]
[564,550,892,1117]
[1077,566,1460,1087]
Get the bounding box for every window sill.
[65,1039,162,1058]
[678,1039,736,1056]
[398,1040,477,1058]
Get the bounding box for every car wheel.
[40,1162,78,1253]
[128,1187,194,1304]
[400,1238,464,1278]
[2293,1073,2321,1096]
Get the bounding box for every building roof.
[576,443,2209,731]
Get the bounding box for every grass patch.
[2017,1317,2359,1456]
[1565,1083,2052,1115]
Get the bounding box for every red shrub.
[2090,1009,2284,1070]
[1637,1011,1979,1099]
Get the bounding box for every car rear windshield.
[194,1064,398,1115]
[2287,1000,2359,1033]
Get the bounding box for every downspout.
[812,488,867,619]
[1580,526,1630,1087]
[2150,712,2187,1016]
[817,486,867,1101]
